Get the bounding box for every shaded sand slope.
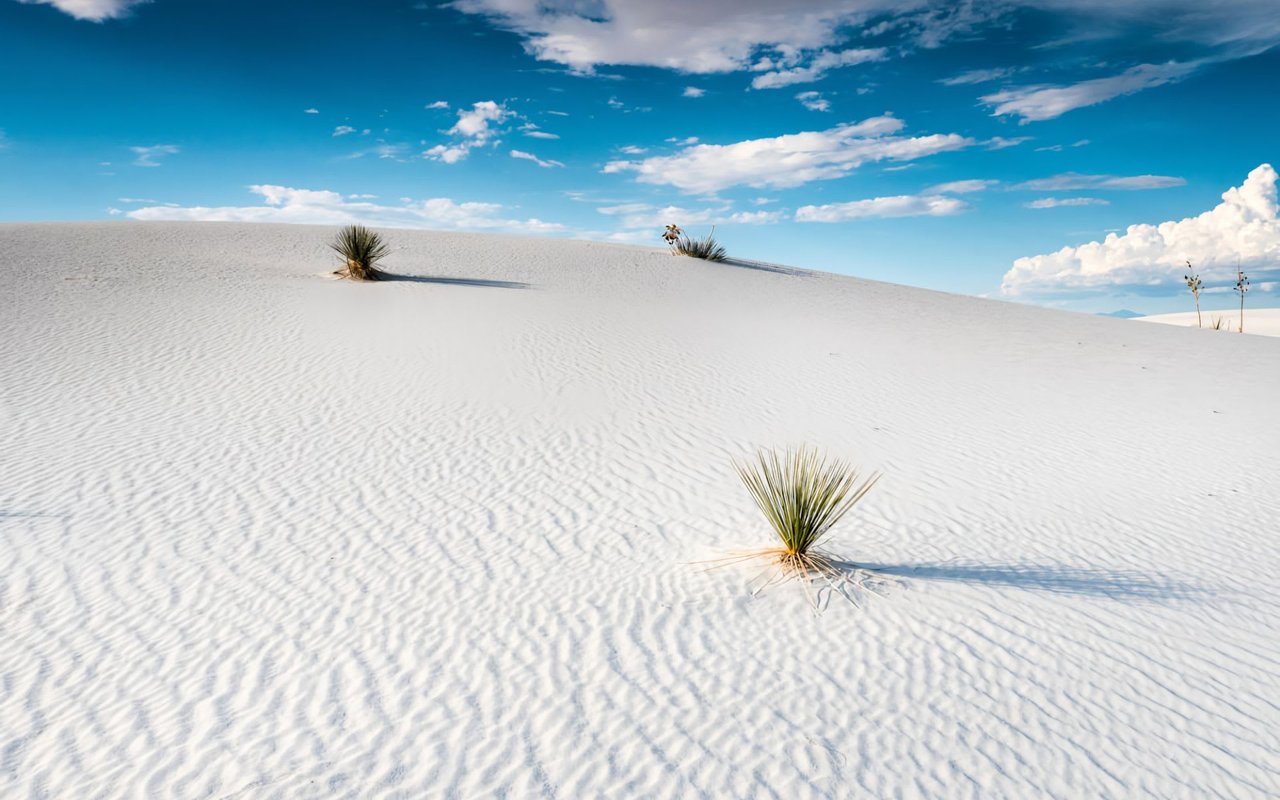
[2,222,1278,798]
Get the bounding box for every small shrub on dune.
[672,226,728,262]
[729,446,883,607]
[331,224,390,281]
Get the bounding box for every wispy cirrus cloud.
[130,144,179,167]
[926,179,998,194]
[939,66,1023,86]
[1013,172,1186,191]
[127,184,566,234]
[750,47,887,89]
[603,115,974,194]
[1024,197,1109,208]
[796,193,969,222]
[1003,163,1280,295]
[510,149,564,168]
[981,61,1199,122]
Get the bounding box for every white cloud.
[333,125,356,136]
[982,61,1198,122]
[520,123,559,139]
[1025,197,1110,208]
[425,100,450,110]
[510,149,565,168]
[304,108,319,114]
[926,179,997,194]
[597,201,784,232]
[750,47,886,89]
[796,194,969,222]
[449,101,509,138]
[618,145,648,155]
[987,136,1031,150]
[1003,163,1280,295]
[795,91,830,111]
[682,86,706,98]
[1014,173,1186,191]
[604,115,974,194]
[449,1,1280,78]
[939,67,1021,86]
[425,100,510,163]
[126,184,566,234]
[130,144,179,167]
[18,0,147,21]
[449,0,900,74]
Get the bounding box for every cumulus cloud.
[510,149,564,168]
[425,100,510,163]
[1003,163,1280,295]
[1025,197,1109,208]
[130,144,179,167]
[603,115,974,194]
[333,125,356,136]
[796,194,969,222]
[304,108,319,114]
[126,184,566,234]
[18,0,147,21]
[425,100,450,110]
[1013,173,1186,191]
[750,47,887,89]
[682,87,706,98]
[982,61,1198,122]
[795,91,830,111]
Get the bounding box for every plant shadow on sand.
[719,257,810,277]
[847,560,1210,603]
[381,274,532,289]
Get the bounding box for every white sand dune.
[2,221,1279,799]
[1136,308,1280,338]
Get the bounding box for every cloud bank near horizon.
[1003,163,1280,295]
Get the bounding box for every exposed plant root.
[700,547,897,612]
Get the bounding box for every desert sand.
[2,222,1278,798]
[1136,308,1280,337]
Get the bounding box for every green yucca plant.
[673,226,728,262]
[331,224,391,281]
[731,446,881,606]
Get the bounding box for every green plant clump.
[731,446,881,606]
[673,227,728,262]
[331,224,390,281]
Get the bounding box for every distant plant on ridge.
[1183,261,1203,328]
[1210,315,1226,331]
[1234,262,1250,333]
[331,224,390,281]
[671,225,728,262]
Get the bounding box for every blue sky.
[2,0,1278,313]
